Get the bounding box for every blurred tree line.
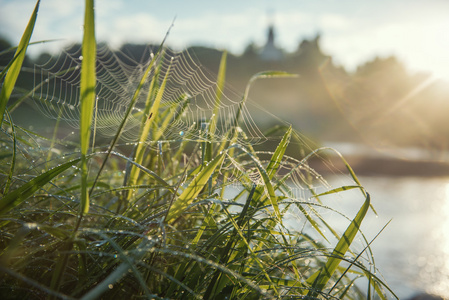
[1,34,449,151]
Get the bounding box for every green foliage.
[0,2,395,299]
[0,0,40,126]
[79,0,97,215]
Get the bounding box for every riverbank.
[309,154,449,177]
[312,142,449,177]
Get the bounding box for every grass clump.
[0,1,396,299]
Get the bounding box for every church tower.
[259,23,283,61]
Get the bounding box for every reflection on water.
[323,176,449,299]
[227,174,449,298]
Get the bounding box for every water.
[224,174,449,298]
[323,175,449,299]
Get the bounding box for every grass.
[0,1,396,299]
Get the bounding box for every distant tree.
[118,43,156,66]
[327,55,449,148]
[242,42,258,59]
[0,37,14,67]
[287,34,329,74]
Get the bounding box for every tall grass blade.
[0,0,40,126]
[89,23,174,195]
[0,157,82,215]
[80,233,152,300]
[232,144,282,222]
[203,184,256,298]
[341,154,378,215]
[209,51,227,138]
[2,109,16,195]
[0,50,21,81]
[165,152,225,223]
[79,0,96,214]
[306,193,371,296]
[266,126,291,179]
[127,63,170,196]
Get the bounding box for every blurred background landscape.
[1,0,449,298]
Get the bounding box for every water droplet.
[79,55,83,61]
[25,223,38,230]
[179,131,184,136]
[108,284,113,289]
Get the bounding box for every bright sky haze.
[1,0,449,81]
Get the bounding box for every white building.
[259,24,283,61]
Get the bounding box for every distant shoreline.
[310,155,449,177]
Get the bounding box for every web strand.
[32,45,266,147]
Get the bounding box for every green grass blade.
[217,201,280,297]
[209,50,227,137]
[79,0,96,214]
[314,185,361,197]
[0,50,22,81]
[232,144,282,222]
[205,51,227,165]
[266,126,291,179]
[128,63,170,195]
[340,154,378,215]
[151,94,189,148]
[0,0,40,126]
[165,153,225,223]
[89,24,174,195]
[0,157,82,215]
[306,193,371,295]
[2,109,16,195]
[202,184,256,298]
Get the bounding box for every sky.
[1,0,449,81]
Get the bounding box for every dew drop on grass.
[108,284,113,289]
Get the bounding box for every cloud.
[319,13,352,31]
[0,0,37,42]
[2,0,449,81]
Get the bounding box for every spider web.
[29,42,366,206]
[25,42,378,266]
[31,44,266,147]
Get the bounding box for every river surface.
[316,175,449,299]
